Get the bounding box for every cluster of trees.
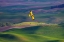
[0,22,14,27]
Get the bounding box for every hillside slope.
[0,24,64,42]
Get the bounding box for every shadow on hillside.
[47,40,59,42]
[21,26,41,34]
[0,34,17,40]
[3,26,41,34]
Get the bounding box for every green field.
[0,23,64,42]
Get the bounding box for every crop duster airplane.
[29,10,35,20]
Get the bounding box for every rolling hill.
[0,23,64,42]
[0,4,64,13]
[0,0,64,42]
[0,3,64,24]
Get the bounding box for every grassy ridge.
[0,24,64,42]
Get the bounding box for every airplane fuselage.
[29,11,35,20]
